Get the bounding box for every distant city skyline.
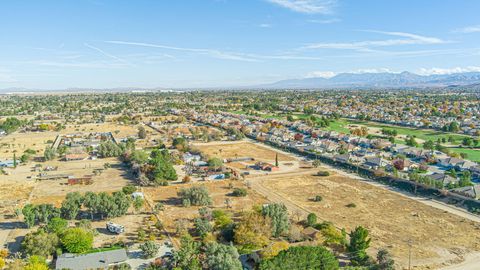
[1,0,480,89]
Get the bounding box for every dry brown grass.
[194,141,295,163]
[260,171,480,269]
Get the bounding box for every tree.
[130,150,149,165]
[83,192,100,220]
[122,184,137,195]
[259,246,339,270]
[98,141,122,158]
[61,192,84,220]
[313,160,321,168]
[22,230,59,257]
[138,126,147,139]
[261,241,289,259]
[194,217,213,238]
[423,140,434,150]
[262,203,290,237]
[347,226,371,266]
[61,228,94,253]
[140,241,159,258]
[208,157,223,171]
[43,147,56,161]
[22,204,36,228]
[459,170,472,187]
[133,196,144,213]
[24,256,49,270]
[172,137,188,151]
[234,211,271,251]
[172,235,202,270]
[46,217,68,234]
[376,248,395,270]
[306,213,317,227]
[275,153,279,167]
[178,186,212,206]
[204,242,242,270]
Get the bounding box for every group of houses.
[181,110,480,200]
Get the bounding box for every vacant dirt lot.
[193,141,295,162]
[258,170,480,269]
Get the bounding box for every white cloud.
[84,43,133,66]
[308,18,340,24]
[266,0,335,14]
[303,31,447,51]
[105,40,259,62]
[454,25,480,34]
[305,71,336,78]
[259,23,273,28]
[417,66,480,75]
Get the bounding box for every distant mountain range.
[260,71,480,89]
[3,71,480,93]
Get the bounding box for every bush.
[178,186,212,206]
[346,203,357,208]
[139,241,159,258]
[316,171,330,177]
[232,188,247,197]
[313,195,323,202]
[306,213,317,227]
[259,246,339,270]
[122,185,137,195]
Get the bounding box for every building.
[55,249,128,270]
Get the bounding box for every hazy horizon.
[1,0,480,89]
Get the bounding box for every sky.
[1,0,480,89]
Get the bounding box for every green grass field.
[448,148,480,162]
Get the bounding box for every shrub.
[122,185,137,195]
[346,203,356,208]
[232,188,247,197]
[178,186,212,206]
[313,195,323,202]
[139,241,159,258]
[316,171,330,177]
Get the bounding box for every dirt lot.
[143,180,268,244]
[193,141,295,162]
[257,170,480,269]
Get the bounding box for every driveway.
[125,243,173,269]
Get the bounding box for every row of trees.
[22,191,133,228]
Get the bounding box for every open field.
[193,141,295,162]
[0,131,57,159]
[257,170,480,269]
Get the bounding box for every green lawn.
[448,148,480,162]
[312,117,471,143]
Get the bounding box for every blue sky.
[1,0,480,89]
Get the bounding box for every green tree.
[208,157,223,171]
[133,196,144,213]
[262,203,290,237]
[43,147,56,161]
[259,246,339,270]
[138,126,147,139]
[46,217,68,234]
[178,186,212,206]
[61,192,84,220]
[22,204,36,228]
[204,242,242,270]
[172,235,202,270]
[61,228,94,253]
[22,230,59,257]
[194,217,213,238]
[376,248,395,270]
[139,241,159,258]
[347,226,371,266]
[306,213,317,227]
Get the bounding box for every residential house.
[451,185,480,199]
[55,249,128,270]
[363,157,389,170]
